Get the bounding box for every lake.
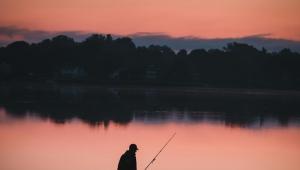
[0,85,300,170]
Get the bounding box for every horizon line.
[1,26,300,42]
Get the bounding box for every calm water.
[1,85,300,170]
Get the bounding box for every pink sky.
[0,0,300,40]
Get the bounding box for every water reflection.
[1,85,300,170]
[1,85,300,128]
[1,112,300,170]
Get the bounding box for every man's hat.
[129,144,138,151]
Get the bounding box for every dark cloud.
[0,26,90,43]
[130,32,300,52]
[1,26,300,52]
[0,26,49,38]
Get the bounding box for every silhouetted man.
[118,144,138,170]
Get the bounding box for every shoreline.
[2,81,300,97]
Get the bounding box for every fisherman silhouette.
[118,144,138,170]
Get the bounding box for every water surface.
[1,86,300,170]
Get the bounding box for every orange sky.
[0,0,300,40]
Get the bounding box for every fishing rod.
[144,132,176,170]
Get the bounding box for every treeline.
[0,34,300,89]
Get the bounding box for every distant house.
[109,69,122,80]
[60,67,87,79]
[145,65,159,80]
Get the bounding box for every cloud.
[0,26,91,44]
[242,33,273,38]
[130,32,300,52]
[1,26,300,52]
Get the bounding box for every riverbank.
[2,81,300,98]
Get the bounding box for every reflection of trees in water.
[1,85,300,128]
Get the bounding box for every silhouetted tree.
[0,36,300,89]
